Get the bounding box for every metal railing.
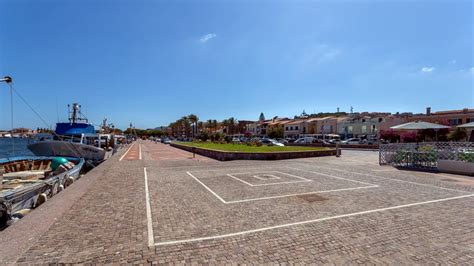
[379,142,474,170]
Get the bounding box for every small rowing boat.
[0,156,84,229]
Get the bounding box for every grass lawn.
[176,142,330,153]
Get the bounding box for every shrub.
[459,152,474,162]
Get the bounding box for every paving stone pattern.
[14,141,474,264]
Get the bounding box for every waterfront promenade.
[1,141,473,264]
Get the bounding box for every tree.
[212,120,218,133]
[259,112,265,122]
[227,117,236,135]
[188,114,199,138]
[448,127,467,141]
[221,119,229,134]
[268,126,284,139]
[380,129,400,143]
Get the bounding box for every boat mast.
[68,103,88,124]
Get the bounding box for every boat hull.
[1,157,84,229]
[28,141,106,161]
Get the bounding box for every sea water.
[0,138,34,158]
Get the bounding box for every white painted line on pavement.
[287,167,378,187]
[139,143,142,160]
[295,163,470,194]
[119,142,136,161]
[154,193,474,246]
[225,185,378,204]
[144,167,154,247]
[187,171,227,204]
[226,171,312,187]
[190,171,377,203]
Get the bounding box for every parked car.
[294,137,315,144]
[261,138,285,146]
[161,138,171,144]
[341,138,361,144]
[232,137,241,143]
[360,139,377,145]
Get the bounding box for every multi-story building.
[337,115,386,139]
[408,107,474,127]
[283,120,305,138]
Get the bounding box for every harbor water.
[0,138,34,158]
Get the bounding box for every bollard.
[192,147,196,158]
[336,143,341,157]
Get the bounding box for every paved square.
[146,162,473,248]
[10,143,474,264]
[187,167,378,204]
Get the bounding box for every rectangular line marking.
[227,174,255,186]
[227,174,310,187]
[154,193,474,246]
[296,163,469,194]
[227,171,313,187]
[226,185,378,203]
[252,174,281,181]
[274,171,312,182]
[144,167,154,247]
[287,167,377,187]
[190,172,378,203]
[119,142,136,161]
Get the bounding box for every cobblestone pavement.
[13,142,474,264]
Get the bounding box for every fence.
[379,142,474,170]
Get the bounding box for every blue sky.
[0,0,472,130]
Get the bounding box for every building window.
[295,126,299,130]
[448,118,463,126]
[361,125,367,133]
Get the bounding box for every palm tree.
[221,119,229,134]
[188,114,199,138]
[180,116,191,138]
[228,117,236,135]
[197,121,204,134]
[212,119,218,133]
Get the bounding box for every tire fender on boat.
[65,175,75,187]
[50,181,60,196]
[35,193,48,207]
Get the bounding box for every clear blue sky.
[1,0,472,130]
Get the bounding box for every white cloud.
[421,67,435,73]
[303,44,341,64]
[199,33,217,43]
[451,59,457,64]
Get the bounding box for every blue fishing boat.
[27,103,107,162]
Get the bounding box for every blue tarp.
[55,123,95,135]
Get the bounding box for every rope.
[7,83,95,165]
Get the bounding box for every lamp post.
[1,76,14,155]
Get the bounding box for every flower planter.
[437,159,474,176]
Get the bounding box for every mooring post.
[336,143,341,157]
[192,147,196,158]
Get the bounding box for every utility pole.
[1,76,14,155]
